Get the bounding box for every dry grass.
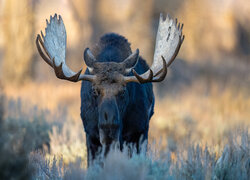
[151,83,250,149]
[3,82,81,121]
[1,58,249,179]
[0,79,248,179]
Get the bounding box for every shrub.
[0,94,56,179]
[29,128,249,180]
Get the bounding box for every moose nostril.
[104,112,108,121]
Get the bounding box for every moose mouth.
[102,136,114,145]
[99,127,120,146]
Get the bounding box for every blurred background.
[0,0,249,176]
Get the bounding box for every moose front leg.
[131,132,148,154]
[86,134,102,167]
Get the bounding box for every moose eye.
[118,89,126,98]
[92,88,100,97]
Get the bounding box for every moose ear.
[123,49,139,73]
[83,48,96,72]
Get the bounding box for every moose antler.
[37,13,184,84]
[36,14,96,82]
[124,14,184,83]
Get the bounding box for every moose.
[36,13,184,166]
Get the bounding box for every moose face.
[91,63,128,145]
[84,49,139,146]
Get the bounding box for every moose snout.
[101,107,116,124]
[98,97,120,126]
[98,98,120,145]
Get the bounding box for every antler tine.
[132,69,153,83]
[151,56,167,82]
[130,57,167,83]
[36,34,53,67]
[51,58,83,82]
[166,34,184,68]
[154,56,167,77]
[40,31,51,59]
[41,31,45,41]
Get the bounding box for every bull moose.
[36,13,184,166]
